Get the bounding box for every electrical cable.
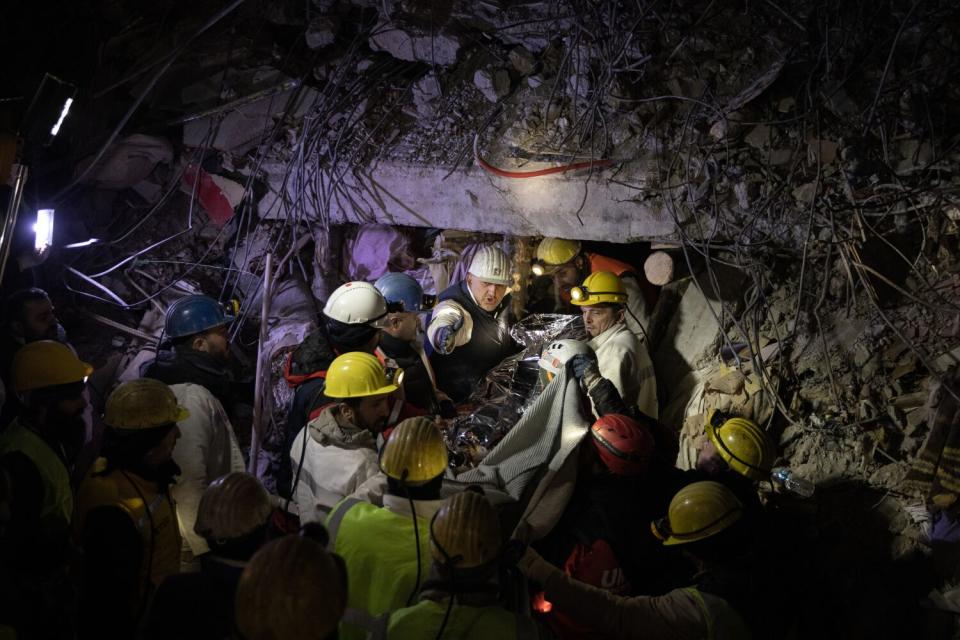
[401,469,423,608]
[473,132,614,178]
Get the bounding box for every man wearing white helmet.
[426,245,522,403]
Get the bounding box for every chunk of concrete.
[369,21,460,65]
[305,15,339,49]
[474,68,510,103]
[509,45,536,75]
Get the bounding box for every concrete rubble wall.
[257,160,679,241]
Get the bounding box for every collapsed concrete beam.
[258,160,680,241]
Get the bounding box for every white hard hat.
[468,245,513,286]
[323,281,388,325]
[538,339,591,374]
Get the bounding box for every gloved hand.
[569,352,599,380]
[433,314,464,354]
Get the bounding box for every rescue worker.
[281,281,389,496]
[0,288,67,428]
[532,414,690,638]
[326,417,448,640]
[290,351,400,523]
[140,294,247,566]
[0,340,91,537]
[142,472,274,640]
[427,245,522,403]
[571,271,658,418]
[519,481,755,639]
[690,410,777,515]
[75,379,185,639]
[374,272,446,413]
[235,535,348,640]
[383,489,544,639]
[142,294,249,414]
[531,238,655,341]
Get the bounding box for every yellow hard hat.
[705,410,776,481]
[431,490,501,569]
[379,417,448,485]
[661,481,744,546]
[235,536,347,640]
[195,472,272,541]
[104,378,188,430]
[12,340,93,392]
[533,238,582,275]
[569,271,628,306]
[324,352,399,399]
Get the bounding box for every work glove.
[569,352,602,390]
[433,315,464,355]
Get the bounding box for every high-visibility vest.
[76,459,182,597]
[684,587,752,640]
[0,419,72,526]
[326,498,432,640]
[385,599,537,640]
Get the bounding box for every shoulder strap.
[325,497,364,550]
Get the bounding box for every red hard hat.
[590,414,654,476]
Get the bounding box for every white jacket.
[169,383,246,557]
[290,405,386,524]
[589,322,659,419]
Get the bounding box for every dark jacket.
[280,330,340,499]
[429,281,521,403]
[378,333,437,412]
[141,348,251,411]
[140,554,246,640]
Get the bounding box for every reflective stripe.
[684,588,715,640]
[325,497,363,550]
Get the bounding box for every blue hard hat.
[164,295,234,339]
[374,272,424,312]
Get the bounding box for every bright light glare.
[34,209,55,253]
[64,238,100,249]
[50,97,73,136]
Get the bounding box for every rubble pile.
[33,0,960,633]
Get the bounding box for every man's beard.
[52,411,87,460]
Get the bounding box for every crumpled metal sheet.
[446,313,588,471]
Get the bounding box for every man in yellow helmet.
[570,271,658,419]
[290,351,400,523]
[75,378,186,638]
[532,238,655,342]
[383,489,546,639]
[326,417,448,640]
[518,481,755,639]
[688,410,780,514]
[0,340,92,536]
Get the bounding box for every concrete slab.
[257,160,680,241]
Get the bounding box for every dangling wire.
[429,510,461,640]
[400,469,422,607]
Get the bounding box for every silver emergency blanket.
[442,366,590,513]
[446,314,588,468]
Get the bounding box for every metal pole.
[0,164,28,284]
[248,253,273,475]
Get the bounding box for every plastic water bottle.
[770,467,815,498]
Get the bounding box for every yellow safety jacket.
[76,459,182,597]
[0,419,72,527]
[326,497,432,640]
[385,599,537,640]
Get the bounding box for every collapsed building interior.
[3,0,960,637]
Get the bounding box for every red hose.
[473,134,614,178]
